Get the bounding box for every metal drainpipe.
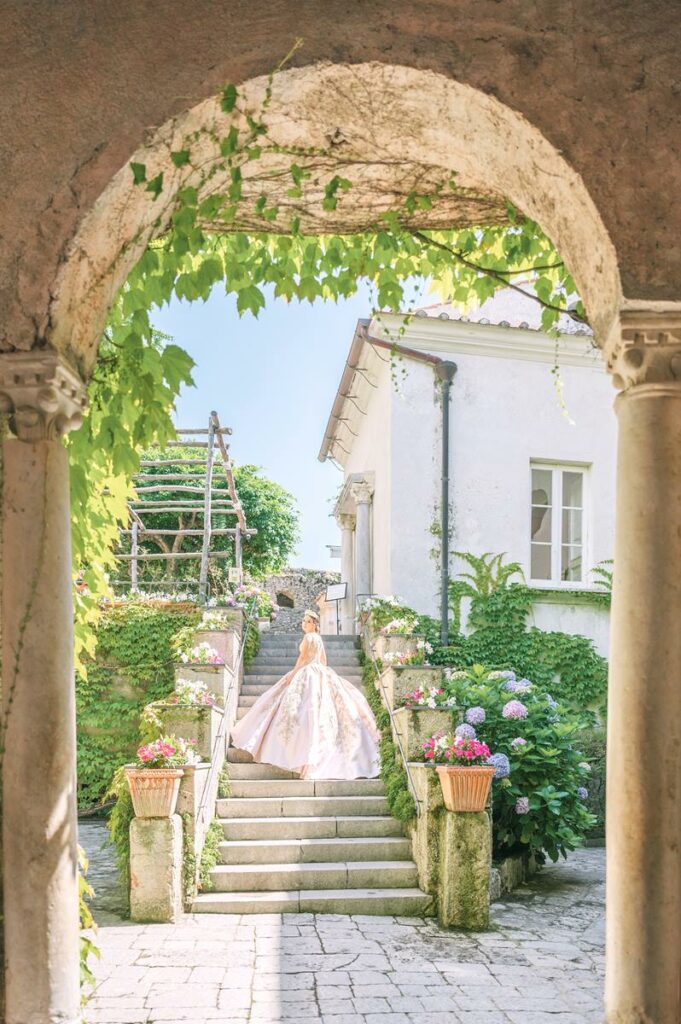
[436,361,458,646]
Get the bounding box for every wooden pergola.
[117,410,256,602]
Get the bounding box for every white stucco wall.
[529,600,610,657]
[366,315,617,653]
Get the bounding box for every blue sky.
[150,284,378,569]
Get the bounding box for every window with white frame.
[530,463,587,583]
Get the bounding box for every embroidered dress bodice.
[298,632,327,667]
[230,629,379,780]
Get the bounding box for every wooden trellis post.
[115,410,256,599]
[198,414,216,604]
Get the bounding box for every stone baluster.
[605,311,681,1023]
[336,512,355,634]
[350,480,373,609]
[0,351,87,1024]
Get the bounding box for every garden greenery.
[76,602,200,809]
[444,665,595,862]
[68,52,587,667]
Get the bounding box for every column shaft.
[606,384,681,1022]
[354,499,372,606]
[338,518,355,634]
[2,440,81,1023]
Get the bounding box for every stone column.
[0,351,87,1024]
[351,480,373,609]
[336,512,355,634]
[605,312,681,1023]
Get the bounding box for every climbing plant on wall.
[76,602,200,810]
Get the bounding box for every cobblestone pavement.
[83,829,605,1024]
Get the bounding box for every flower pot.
[125,767,184,818]
[436,765,495,813]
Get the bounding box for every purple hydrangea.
[454,723,476,741]
[487,752,511,779]
[502,700,528,720]
[515,797,530,815]
[577,787,589,800]
[489,669,516,682]
[504,677,533,693]
[465,706,486,725]
[511,737,527,750]
[546,694,559,710]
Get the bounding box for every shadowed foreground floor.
[81,823,604,1024]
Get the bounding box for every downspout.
[436,362,457,646]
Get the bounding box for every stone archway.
[48,62,621,376]
[1,37,681,1024]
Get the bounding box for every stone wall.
[265,568,340,634]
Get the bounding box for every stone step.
[217,795,389,818]
[228,778,385,799]
[221,815,404,840]
[192,888,434,916]
[207,859,419,892]
[241,671,364,679]
[226,762,300,780]
[218,835,412,864]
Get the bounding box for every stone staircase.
[192,632,432,916]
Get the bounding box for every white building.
[319,292,616,655]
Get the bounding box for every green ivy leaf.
[220,83,238,112]
[170,150,190,168]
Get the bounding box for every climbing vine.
[67,50,587,666]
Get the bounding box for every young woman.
[230,610,380,780]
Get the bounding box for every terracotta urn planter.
[125,767,184,818]
[436,765,495,813]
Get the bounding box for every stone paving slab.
[82,830,605,1024]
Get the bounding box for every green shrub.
[444,665,596,862]
[198,820,225,892]
[243,619,260,668]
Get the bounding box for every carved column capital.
[350,480,374,505]
[609,311,681,392]
[0,351,87,441]
[336,512,356,531]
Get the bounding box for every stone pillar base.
[130,816,184,922]
[438,811,491,930]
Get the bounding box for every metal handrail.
[366,641,423,818]
[194,603,257,837]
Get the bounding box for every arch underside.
[46,63,621,374]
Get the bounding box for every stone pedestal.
[379,665,443,710]
[393,707,454,760]
[194,627,240,666]
[407,763,445,894]
[176,662,234,703]
[156,704,223,761]
[438,811,491,930]
[372,632,423,661]
[130,815,184,922]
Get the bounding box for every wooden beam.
[120,528,257,536]
[115,551,236,561]
[139,459,224,467]
[133,486,228,495]
[131,507,239,515]
[131,500,235,508]
[176,427,233,435]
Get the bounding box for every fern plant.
[449,552,529,633]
